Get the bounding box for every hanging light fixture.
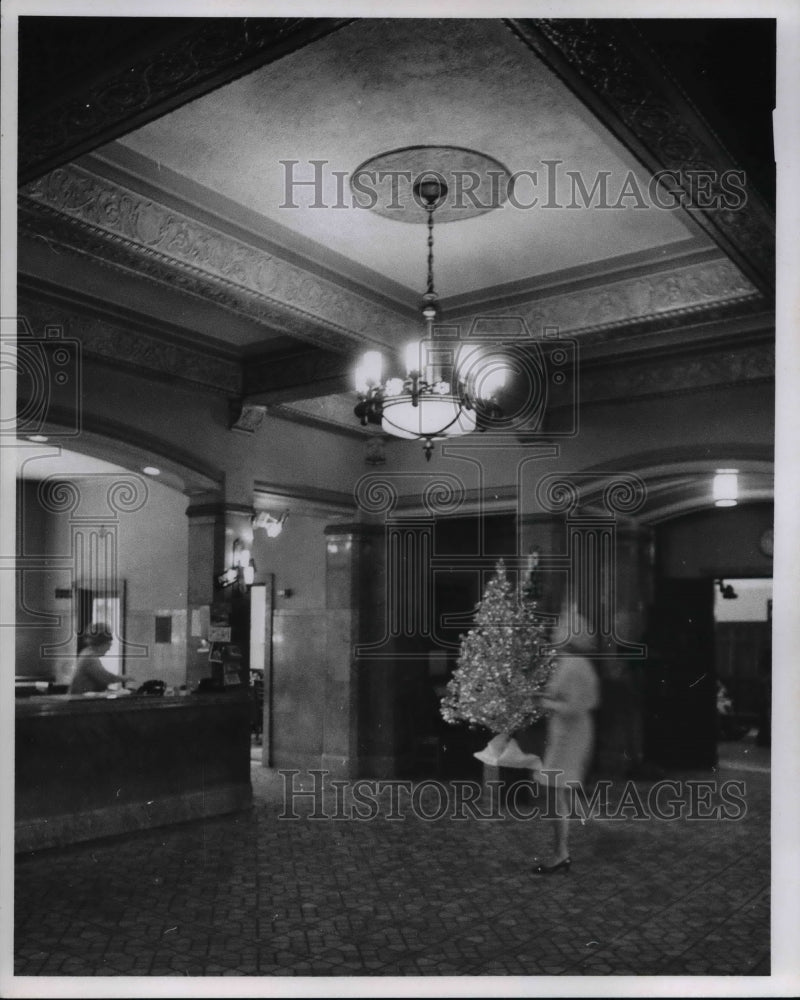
[713,469,739,507]
[353,176,505,460]
[252,510,288,538]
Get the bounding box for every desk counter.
[16,691,252,853]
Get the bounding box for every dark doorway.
[714,578,772,747]
[643,578,717,770]
[411,512,517,778]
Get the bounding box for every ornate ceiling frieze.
[17,290,241,394]
[19,163,762,363]
[579,340,774,405]
[506,19,775,295]
[19,164,416,353]
[456,257,760,339]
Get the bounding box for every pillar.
[185,496,254,690]
[322,522,388,777]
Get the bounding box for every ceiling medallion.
[349,145,512,223]
[351,146,511,460]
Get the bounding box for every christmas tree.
[440,559,556,735]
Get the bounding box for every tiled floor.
[13,743,771,982]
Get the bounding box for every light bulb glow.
[361,351,383,385]
[354,351,384,394]
[404,341,422,374]
[385,378,405,397]
[475,364,508,399]
[713,471,738,506]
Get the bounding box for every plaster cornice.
[19,163,417,355]
[17,287,241,395]
[457,255,761,340]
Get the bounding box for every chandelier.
[353,175,505,460]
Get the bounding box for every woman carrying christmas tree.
[529,604,600,875]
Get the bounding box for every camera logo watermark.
[1,317,82,440]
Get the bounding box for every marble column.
[322,522,387,778]
[593,523,653,777]
[185,497,254,689]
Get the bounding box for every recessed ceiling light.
[142,466,161,476]
[28,435,48,443]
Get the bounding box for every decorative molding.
[17,288,241,394]
[579,340,774,405]
[19,18,354,183]
[228,400,268,434]
[454,257,760,339]
[254,481,355,515]
[19,164,416,353]
[87,144,419,319]
[505,19,775,294]
[365,438,387,467]
[19,161,765,372]
[21,406,223,496]
[574,307,773,363]
[442,238,716,314]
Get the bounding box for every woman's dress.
[540,654,599,787]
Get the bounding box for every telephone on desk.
[135,679,167,697]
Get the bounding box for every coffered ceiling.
[111,18,696,298]
[16,15,776,445]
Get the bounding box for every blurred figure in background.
[530,606,600,874]
[69,623,129,694]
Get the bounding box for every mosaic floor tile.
[12,758,772,980]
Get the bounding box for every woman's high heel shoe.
[531,856,571,875]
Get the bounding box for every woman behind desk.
[69,624,131,695]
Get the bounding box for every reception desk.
[16,691,253,853]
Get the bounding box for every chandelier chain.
[426,205,436,299]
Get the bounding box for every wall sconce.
[523,545,542,601]
[217,538,256,589]
[252,510,288,538]
[713,469,738,507]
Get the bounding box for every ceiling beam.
[18,17,354,184]
[242,347,352,405]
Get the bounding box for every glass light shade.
[455,344,482,380]
[713,472,738,506]
[381,394,476,439]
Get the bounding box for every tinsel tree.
[440,559,556,734]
